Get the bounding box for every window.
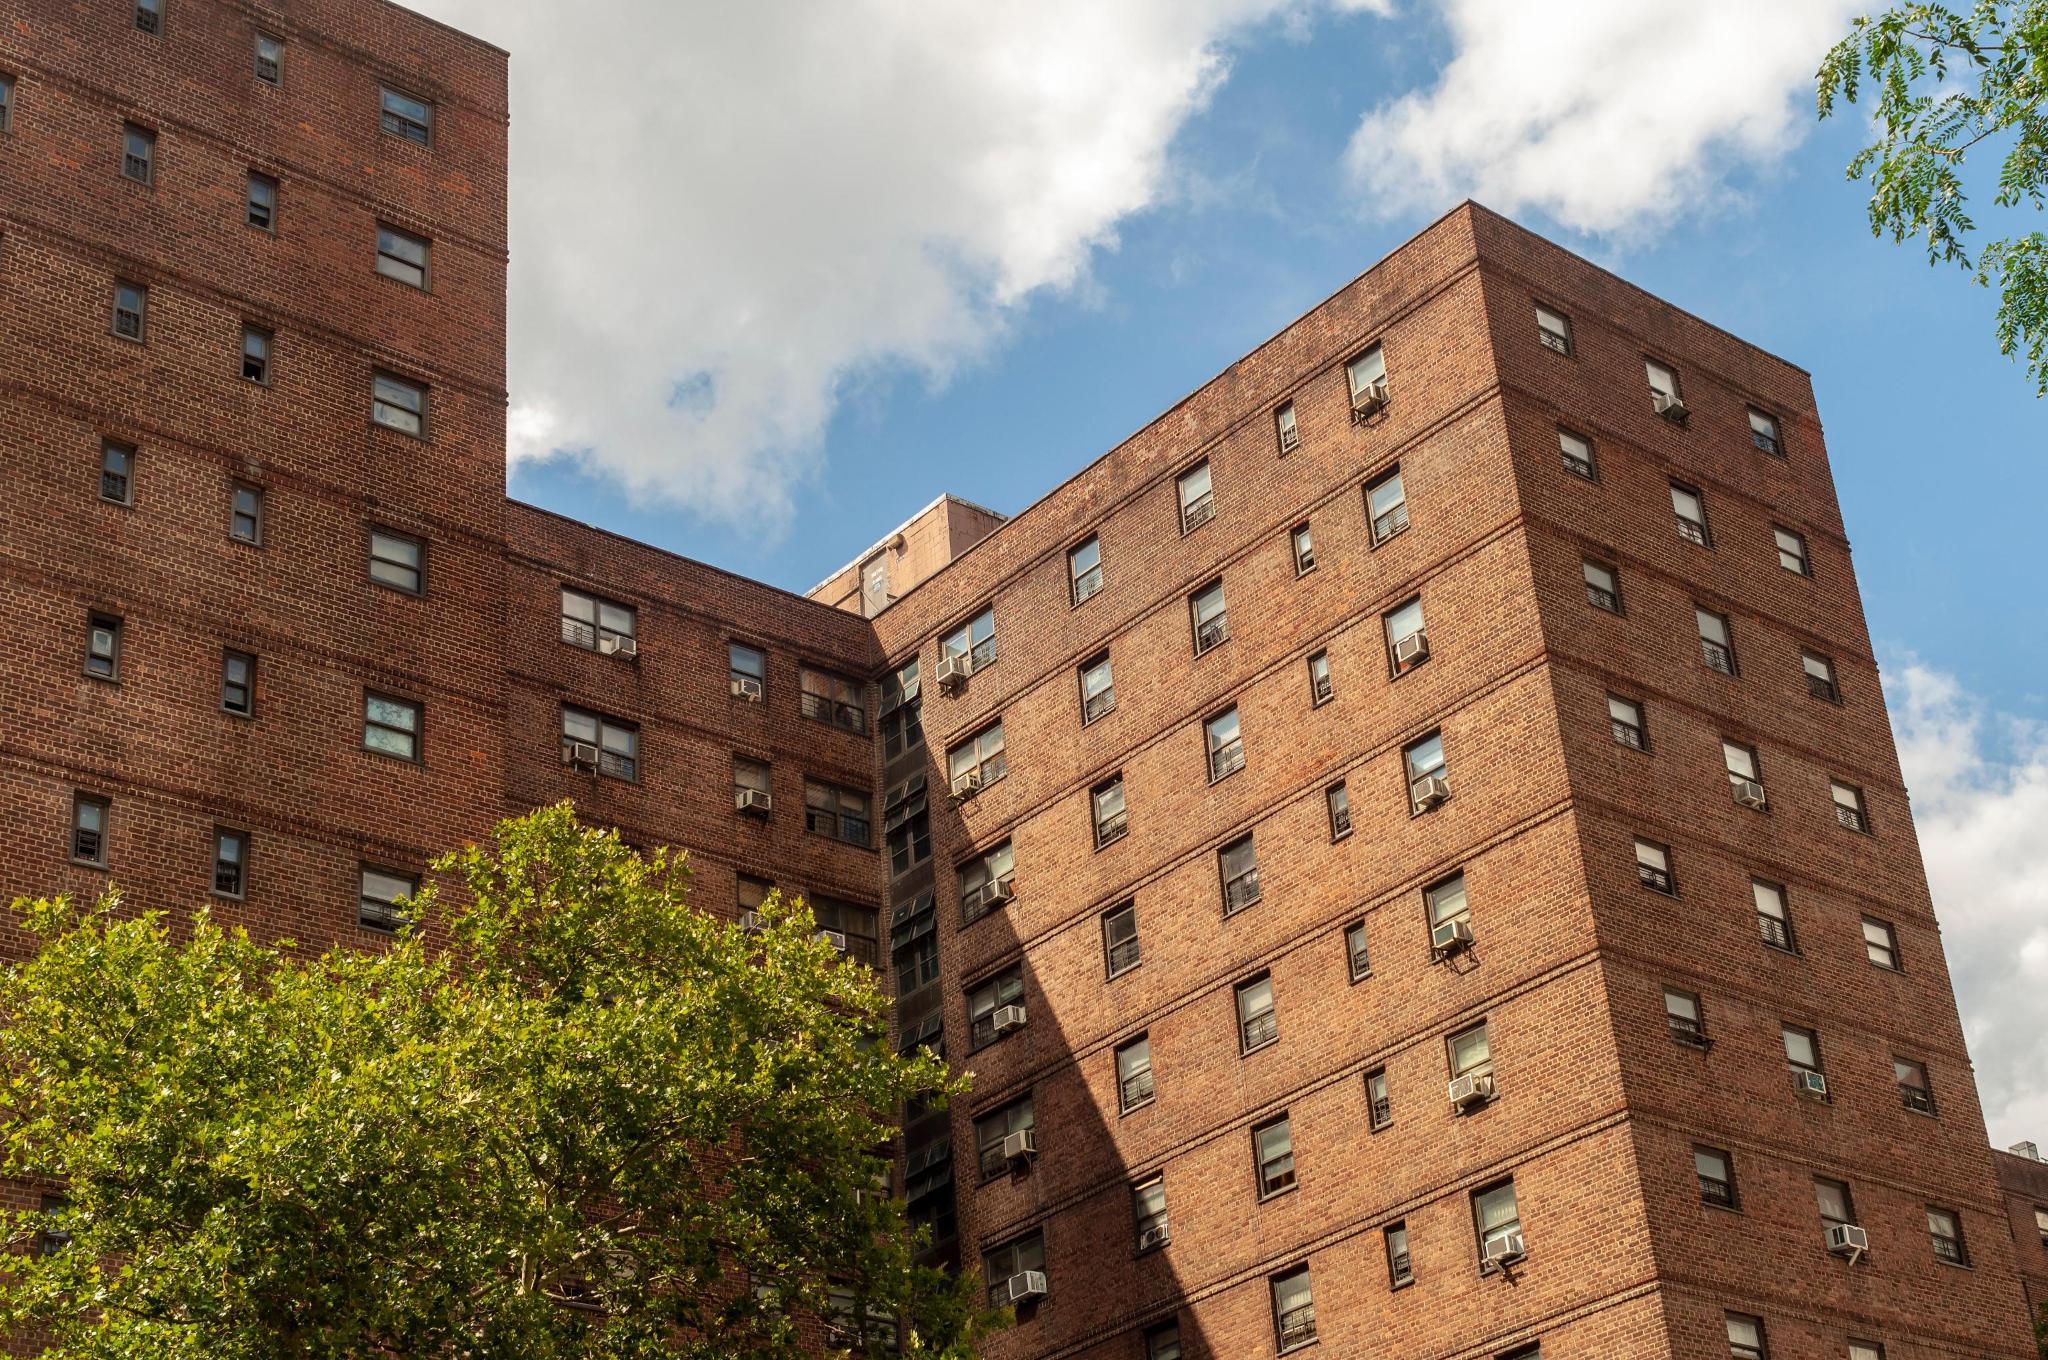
[1671,483,1710,546]
[1784,1025,1824,1080]
[940,606,996,672]
[1404,730,1447,811]
[2034,1206,2048,1249]
[1896,1057,1935,1114]
[1270,1265,1315,1351]
[1236,974,1277,1054]
[1366,466,1408,543]
[1645,357,1681,405]
[561,706,638,781]
[220,649,255,716]
[733,756,770,809]
[1723,739,1765,805]
[1427,871,1471,936]
[1727,1313,1767,1360]
[1608,695,1647,750]
[33,1195,69,1256]
[1664,988,1708,1046]
[1635,838,1673,894]
[1815,1177,1856,1237]
[359,866,415,931]
[894,934,938,998]
[1177,461,1214,533]
[1559,427,1596,479]
[99,441,134,505]
[947,721,1006,795]
[729,642,766,695]
[981,1232,1044,1306]
[1345,919,1370,980]
[1863,916,1900,970]
[1832,781,1868,833]
[380,86,432,144]
[1133,1177,1170,1251]
[1803,651,1840,703]
[1849,1344,1885,1360]
[1385,596,1426,675]
[1145,1322,1182,1360]
[1928,1207,1968,1265]
[70,793,109,866]
[1535,302,1573,355]
[1116,1034,1153,1111]
[1327,782,1352,841]
[1366,1067,1392,1129]
[736,875,772,918]
[1206,705,1245,780]
[121,124,154,183]
[0,73,12,134]
[800,666,866,732]
[804,780,870,846]
[1583,559,1621,613]
[1298,650,1332,706]
[1219,834,1260,914]
[1092,775,1128,848]
[967,967,1024,1049]
[1079,652,1114,723]
[973,1095,1034,1181]
[958,841,1014,924]
[1695,1146,1737,1208]
[1749,408,1783,455]
[813,899,878,970]
[559,587,635,653]
[1753,879,1796,952]
[1284,523,1316,578]
[1448,1020,1493,1091]
[371,373,426,436]
[1385,1222,1413,1286]
[1775,525,1810,575]
[1069,535,1102,604]
[212,828,248,898]
[240,326,271,383]
[246,172,276,229]
[228,483,263,543]
[1190,579,1228,654]
[1473,1180,1523,1268]
[880,659,921,758]
[253,33,283,84]
[1697,608,1737,674]
[1347,343,1388,417]
[1253,1115,1295,1197]
[1103,902,1140,977]
[363,692,421,761]
[84,613,121,681]
[112,281,146,339]
[368,528,423,593]
[1275,400,1299,453]
[376,225,430,289]
[134,0,162,32]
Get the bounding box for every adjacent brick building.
[0,1,2038,1357]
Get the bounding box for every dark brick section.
[0,2,2034,1356]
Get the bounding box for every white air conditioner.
[1393,631,1430,667]
[735,787,773,815]
[739,911,766,933]
[1825,1223,1869,1261]
[991,1003,1027,1035]
[1794,1069,1831,1101]
[817,928,848,952]
[599,634,638,659]
[1001,1271,1047,1307]
[1000,1129,1037,1163]
[1732,778,1768,810]
[1653,391,1689,422]
[985,878,1015,907]
[1448,1072,1495,1111]
[731,676,764,702]
[937,653,972,690]
[1431,917,1475,955]
[1412,773,1451,812]
[1483,1232,1526,1268]
[1137,1223,1170,1252]
[1351,378,1390,419]
[951,768,983,799]
[565,741,599,770]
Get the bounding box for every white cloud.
[1886,658,2048,1151]
[411,0,1331,530]
[1345,0,1859,238]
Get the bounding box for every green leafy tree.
[1819,2,2048,392]
[0,803,993,1360]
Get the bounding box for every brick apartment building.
[0,1,2042,1357]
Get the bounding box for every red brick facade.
[0,2,2035,1357]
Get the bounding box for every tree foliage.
[1819,2,2048,392]
[0,803,992,1359]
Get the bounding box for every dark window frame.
[111,279,147,340]
[362,690,423,763]
[358,864,416,932]
[99,440,135,506]
[371,371,428,437]
[252,32,283,85]
[1103,901,1140,978]
[220,648,256,717]
[240,324,273,384]
[120,124,155,184]
[84,612,122,682]
[230,482,264,544]
[69,792,110,867]
[376,223,431,290]
[368,526,425,595]
[1695,1144,1738,1209]
[379,85,433,145]
[246,171,277,230]
[211,826,249,900]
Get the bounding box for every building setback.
[0,1,2038,1358]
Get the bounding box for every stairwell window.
[958,841,1014,925]
[1896,1057,1936,1115]
[220,649,255,716]
[1832,781,1869,833]
[1093,775,1127,848]
[1177,461,1214,533]
[1749,408,1784,455]
[1270,1265,1316,1351]
[1347,343,1388,421]
[1190,579,1228,655]
[1079,652,1115,724]
[1404,730,1447,813]
[560,587,636,653]
[968,967,1024,1050]
[253,34,283,85]
[1253,1115,1295,1197]
[376,225,431,289]
[1275,401,1299,453]
[1928,1207,1968,1265]
[886,781,929,874]
[358,866,415,931]
[1584,559,1622,613]
[947,721,1005,796]
[1727,1313,1768,1360]
[1635,838,1674,894]
[1609,695,1647,750]
[1473,1179,1523,1270]
[1863,916,1900,970]
[1559,427,1596,479]
[1133,1177,1170,1252]
[1386,1222,1413,1286]
[246,172,277,229]
[1753,879,1796,952]
[881,660,922,758]
[120,125,154,183]
[1103,901,1140,977]
[1069,535,1102,604]
[1366,466,1408,544]
[84,614,122,681]
[70,793,109,866]
[561,706,638,781]
[1385,596,1427,675]
[1535,302,1573,355]
[1696,1146,1737,1208]
[803,780,870,846]
[1804,651,1840,702]
[1775,525,1810,576]
[368,527,424,593]
[1697,607,1737,674]
[1219,834,1260,915]
[380,86,433,144]
[1671,483,1711,546]
[111,281,147,340]
[212,828,248,899]
[241,326,272,384]
[1206,705,1245,781]
[1291,522,1316,574]
[1236,973,1277,1054]
[99,442,135,505]
[1327,782,1352,841]
[1116,1034,1153,1111]
[372,373,427,436]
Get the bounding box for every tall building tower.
[1,2,2036,1357]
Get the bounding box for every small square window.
[240,326,272,384]
[376,224,430,289]
[1634,838,1673,894]
[1775,525,1810,576]
[121,125,154,183]
[134,0,162,34]
[220,648,255,716]
[1365,1066,1392,1129]
[380,86,432,145]
[1092,774,1127,849]
[1103,901,1140,977]
[1608,694,1647,750]
[1804,651,1840,702]
[804,779,871,847]
[1236,973,1277,1054]
[1862,916,1900,970]
[359,865,415,931]
[940,606,997,673]
[84,613,122,681]
[1252,1114,1294,1197]
[70,793,109,866]
[1327,782,1352,841]
[246,172,277,230]
[980,1231,1046,1309]
[1671,483,1711,546]
[1291,521,1316,575]
[1344,919,1370,980]
[1079,651,1115,723]
[1535,302,1573,355]
[1583,559,1622,613]
[253,34,283,85]
[1306,651,1332,706]
[99,441,135,505]
[1205,705,1245,781]
[1275,401,1299,454]
[1832,781,1869,833]
[1177,461,1213,533]
[1695,1145,1737,1208]
[1366,467,1408,544]
[363,691,421,761]
[1069,535,1102,605]
[946,721,1006,795]
[800,665,867,732]
[1749,408,1783,456]
[1116,1034,1153,1111]
[369,527,424,593]
[112,280,147,340]
[560,587,636,653]
[372,372,427,436]
[212,827,248,899]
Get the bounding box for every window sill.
[1133,1237,1169,1259]
[1348,969,1372,985]
[1701,1199,1743,1215]
[1105,962,1140,983]
[67,858,108,872]
[1118,1097,1154,1118]
[1277,1338,1319,1355]
[1240,1036,1278,1059]
[1256,1183,1298,1205]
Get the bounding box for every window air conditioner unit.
[1431,917,1475,956]
[1653,391,1689,423]
[1137,1223,1169,1252]
[1825,1223,1869,1261]
[1448,1072,1494,1111]
[735,787,772,815]
[1483,1232,1526,1268]
[1001,1271,1047,1306]
[991,1004,1026,1036]
[565,742,599,771]
[986,878,1015,907]
[1393,631,1430,667]
[739,911,766,933]
[817,929,849,952]
[1351,378,1390,421]
[1732,778,1767,810]
[599,634,638,659]
[937,653,972,690]
[1000,1129,1037,1163]
[1411,774,1451,812]
[731,676,764,702]
[951,768,983,799]
[1794,1070,1830,1101]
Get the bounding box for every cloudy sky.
[414,0,2046,1148]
